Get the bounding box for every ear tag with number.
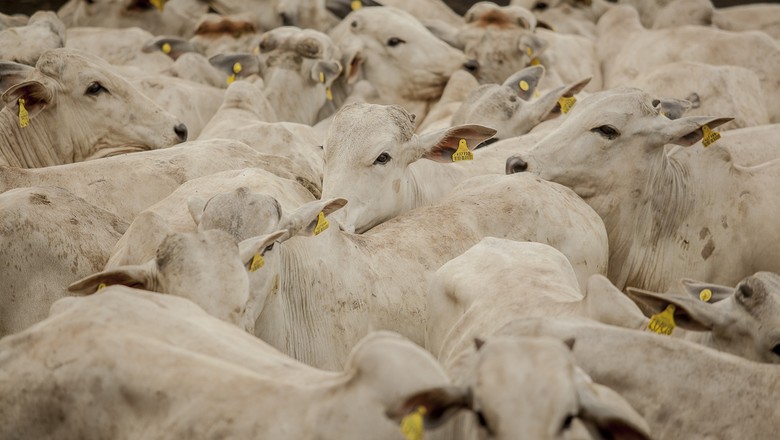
[250,254,265,272]
[452,139,473,162]
[699,289,712,302]
[314,212,329,235]
[558,96,576,114]
[519,80,529,91]
[400,406,426,440]
[701,125,721,148]
[18,98,29,128]
[647,304,676,336]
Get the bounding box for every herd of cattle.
[0,0,778,438]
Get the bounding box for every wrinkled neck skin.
[0,108,67,168]
[263,69,327,125]
[600,147,716,292]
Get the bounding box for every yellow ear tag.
[233,62,242,74]
[647,304,676,336]
[319,72,325,83]
[400,406,426,440]
[150,0,165,11]
[253,46,260,54]
[18,98,29,128]
[351,0,363,11]
[249,253,265,272]
[526,47,533,57]
[226,74,236,85]
[161,42,172,54]
[519,80,529,92]
[530,58,541,66]
[97,283,107,291]
[452,139,474,162]
[699,289,712,302]
[558,96,576,114]
[325,86,333,101]
[314,212,329,235]
[701,124,721,148]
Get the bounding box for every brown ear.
[418,125,497,163]
[388,386,472,430]
[2,79,54,120]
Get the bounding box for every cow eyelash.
[85,82,107,96]
[387,37,405,47]
[374,152,392,165]
[591,125,620,140]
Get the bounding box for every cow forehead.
[325,104,415,161]
[156,230,237,271]
[563,89,658,126]
[351,7,426,32]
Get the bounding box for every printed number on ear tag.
[314,212,329,235]
[18,98,29,128]
[647,304,676,336]
[699,289,712,302]
[250,254,265,272]
[452,139,473,162]
[701,125,721,148]
[558,96,576,114]
[400,406,426,440]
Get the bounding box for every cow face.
[321,103,495,233]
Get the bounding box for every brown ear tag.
[452,139,474,162]
[647,304,676,336]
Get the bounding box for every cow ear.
[142,36,196,60]
[278,197,348,239]
[662,116,732,147]
[655,97,692,120]
[679,279,733,304]
[417,125,497,163]
[311,59,342,86]
[67,260,158,295]
[2,79,54,120]
[387,386,472,430]
[503,65,545,101]
[518,34,546,63]
[581,275,646,329]
[187,196,207,226]
[341,41,364,85]
[208,53,262,84]
[625,286,729,332]
[575,369,652,440]
[0,62,33,95]
[238,230,288,268]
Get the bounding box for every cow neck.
[606,145,696,292]
[405,159,468,210]
[263,71,322,125]
[0,109,63,168]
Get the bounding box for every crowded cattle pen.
[0,0,779,438]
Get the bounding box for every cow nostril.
[174,123,188,142]
[463,59,479,73]
[506,156,528,174]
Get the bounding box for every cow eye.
[772,344,780,357]
[264,243,275,253]
[373,152,392,165]
[534,1,548,10]
[475,410,492,434]
[591,125,620,140]
[387,37,405,47]
[85,82,106,96]
[561,414,575,431]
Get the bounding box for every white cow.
[0,11,66,66]
[58,0,209,37]
[391,336,651,440]
[510,88,780,292]
[503,317,780,439]
[0,49,186,168]
[328,7,477,126]
[0,139,292,222]
[65,27,174,73]
[0,186,126,337]
[249,173,607,370]
[713,3,780,40]
[0,287,454,440]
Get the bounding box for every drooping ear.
[278,197,348,239]
[387,386,472,430]
[423,19,465,50]
[417,125,497,163]
[141,36,197,60]
[340,37,365,85]
[503,65,545,101]
[238,229,288,268]
[679,278,733,303]
[575,369,652,440]
[581,275,646,329]
[0,62,33,95]
[311,59,342,86]
[625,287,730,332]
[208,53,262,84]
[660,115,733,147]
[2,78,54,120]
[518,34,546,62]
[534,77,592,120]
[655,97,692,120]
[67,260,158,295]
[187,196,207,226]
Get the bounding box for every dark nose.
[506,156,528,174]
[174,123,188,142]
[463,59,479,74]
[280,12,294,26]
